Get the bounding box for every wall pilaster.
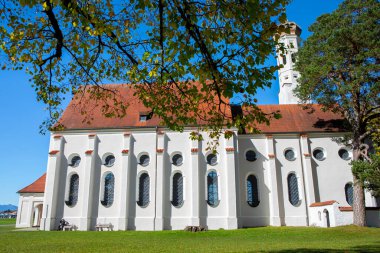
[40,135,64,230]
[79,134,98,230]
[266,135,281,226]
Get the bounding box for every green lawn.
[0,218,16,225]
[0,221,379,253]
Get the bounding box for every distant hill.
[0,204,17,212]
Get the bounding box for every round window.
[70,155,81,167]
[313,148,325,161]
[104,155,115,167]
[339,149,350,160]
[139,154,150,166]
[246,150,257,162]
[172,154,183,166]
[284,149,296,161]
[206,154,218,166]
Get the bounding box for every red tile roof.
[310,200,337,207]
[18,174,46,193]
[254,104,346,133]
[56,84,346,133]
[339,206,353,212]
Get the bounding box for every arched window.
[247,175,260,207]
[66,174,79,207]
[282,55,287,65]
[172,173,184,207]
[207,171,219,207]
[345,183,353,206]
[101,173,114,207]
[138,173,150,207]
[291,53,296,63]
[287,173,300,206]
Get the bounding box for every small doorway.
[323,209,330,228]
[32,204,43,227]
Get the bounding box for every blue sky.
[0,0,344,205]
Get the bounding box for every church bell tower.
[276,21,302,104]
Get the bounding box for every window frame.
[338,148,351,161]
[102,153,115,167]
[246,174,260,207]
[65,173,79,207]
[137,172,150,208]
[284,148,297,161]
[312,147,326,161]
[69,154,81,167]
[171,172,184,208]
[287,172,301,207]
[206,153,218,166]
[100,172,115,208]
[245,150,257,162]
[345,182,354,206]
[171,153,184,166]
[138,152,150,167]
[206,170,220,207]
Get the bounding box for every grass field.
[0,219,379,253]
[0,218,16,225]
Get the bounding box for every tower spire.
[276,21,302,104]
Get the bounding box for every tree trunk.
[352,144,366,226]
[353,176,366,226]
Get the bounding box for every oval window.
[246,150,257,162]
[284,149,296,161]
[339,149,350,160]
[104,155,115,167]
[139,154,150,166]
[70,155,81,167]
[313,148,325,161]
[206,154,218,166]
[172,154,183,166]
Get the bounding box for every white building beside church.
[16,22,379,230]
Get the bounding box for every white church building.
[16,22,379,231]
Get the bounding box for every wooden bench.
[184,226,207,232]
[95,223,113,231]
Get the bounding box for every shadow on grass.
[255,243,380,253]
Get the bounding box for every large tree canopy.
[294,0,380,226]
[0,0,289,138]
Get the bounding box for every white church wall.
[237,136,271,227]
[164,132,193,230]
[16,193,44,228]
[96,133,125,228]
[60,134,87,229]
[273,135,308,226]
[41,129,239,231]
[308,134,353,205]
[38,127,377,231]
[124,131,157,231]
